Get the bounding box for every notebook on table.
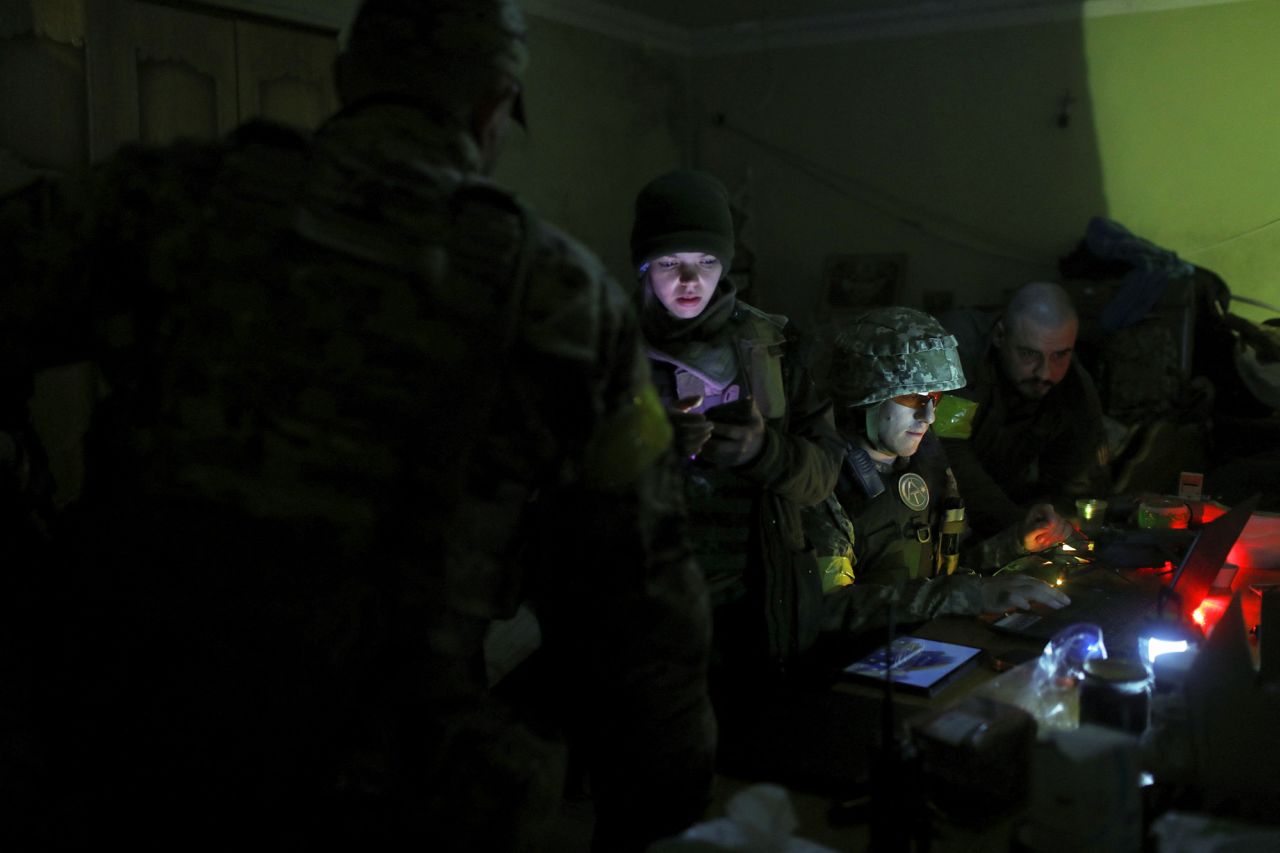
[842,636,983,696]
[991,494,1259,655]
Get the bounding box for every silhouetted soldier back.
[0,1,714,849]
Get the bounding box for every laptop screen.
[1167,493,1260,621]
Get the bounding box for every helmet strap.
[864,403,892,458]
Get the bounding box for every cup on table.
[1137,497,1191,530]
[1076,498,1108,534]
[1079,658,1152,735]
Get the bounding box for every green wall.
[693,14,1104,326]
[1084,0,1280,322]
[691,0,1280,329]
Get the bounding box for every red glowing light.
[1198,503,1228,524]
[1191,596,1229,634]
[1226,539,1261,570]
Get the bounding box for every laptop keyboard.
[993,582,1156,658]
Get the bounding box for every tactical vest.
[834,432,956,585]
[87,118,546,626]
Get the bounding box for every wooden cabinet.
[235,16,338,132]
[0,0,89,184]
[84,0,339,156]
[2,0,339,185]
[86,0,241,153]
[1,0,340,506]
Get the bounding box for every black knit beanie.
[629,170,735,272]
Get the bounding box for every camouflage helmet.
[828,307,965,407]
[337,0,528,118]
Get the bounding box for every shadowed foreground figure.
[0,1,714,849]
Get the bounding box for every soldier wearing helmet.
[820,306,972,585]
[800,308,1073,637]
[0,1,714,848]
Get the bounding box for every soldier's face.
[646,253,723,319]
[873,392,940,458]
[994,315,1076,400]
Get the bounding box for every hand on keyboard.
[981,575,1072,613]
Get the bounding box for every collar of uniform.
[645,340,738,389]
[320,98,483,176]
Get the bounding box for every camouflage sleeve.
[0,146,207,368]
[819,572,986,635]
[3,141,233,374]
[967,524,1029,574]
[0,168,128,534]
[739,331,843,507]
[0,176,97,369]
[525,226,714,850]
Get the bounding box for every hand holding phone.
[667,395,713,457]
[699,397,764,467]
[703,397,755,425]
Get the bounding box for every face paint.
[867,395,938,460]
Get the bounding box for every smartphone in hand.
[703,397,755,426]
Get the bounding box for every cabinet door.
[0,0,88,187]
[235,17,338,130]
[87,0,237,154]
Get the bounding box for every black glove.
[667,395,713,459]
[698,398,765,467]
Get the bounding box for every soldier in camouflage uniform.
[802,307,1072,637]
[0,1,714,850]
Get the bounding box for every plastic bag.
[973,623,1107,730]
[650,784,840,853]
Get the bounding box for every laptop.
[991,493,1259,654]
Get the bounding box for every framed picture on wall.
[822,253,906,311]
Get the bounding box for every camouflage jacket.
[0,104,713,848]
[940,309,1111,538]
[800,430,1032,638]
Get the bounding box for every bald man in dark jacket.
[939,281,1110,540]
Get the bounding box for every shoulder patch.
[898,472,930,512]
[580,383,674,492]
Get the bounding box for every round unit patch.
[898,473,930,512]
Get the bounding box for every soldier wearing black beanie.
[629,168,842,662]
